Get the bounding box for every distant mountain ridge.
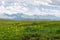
[3,13,60,20]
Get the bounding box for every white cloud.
[0,0,60,19]
[41,8,60,17]
[0,13,15,19]
[0,0,51,13]
[49,0,60,6]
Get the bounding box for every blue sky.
[0,0,60,19]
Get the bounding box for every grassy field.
[0,20,60,40]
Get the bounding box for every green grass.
[0,20,60,40]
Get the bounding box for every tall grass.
[0,20,60,40]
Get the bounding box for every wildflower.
[8,27,10,29]
[15,29,19,35]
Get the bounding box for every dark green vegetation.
[0,20,60,40]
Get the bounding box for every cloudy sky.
[0,0,60,19]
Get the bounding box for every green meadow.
[0,20,60,40]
